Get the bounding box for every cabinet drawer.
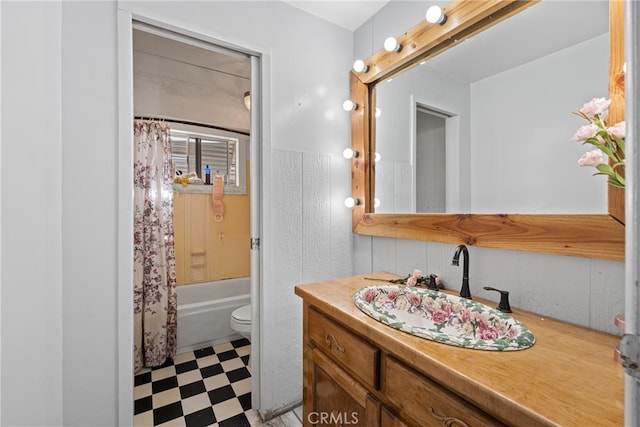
[307,307,379,389]
[383,355,504,427]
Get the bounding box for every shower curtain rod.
[134,116,250,136]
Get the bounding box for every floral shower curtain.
[133,120,177,373]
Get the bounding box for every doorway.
[119,17,262,425]
[412,102,455,213]
[415,106,448,213]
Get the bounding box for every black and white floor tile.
[134,339,256,427]
[134,339,302,427]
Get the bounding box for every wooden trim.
[350,0,625,260]
[355,0,538,85]
[311,345,370,408]
[350,73,370,230]
[608,0,625,223]
[366,395,382,427]
[354,213,624,261]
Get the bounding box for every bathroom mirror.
[374,0,609,214]
[349,0,625,260]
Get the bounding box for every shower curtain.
[133,120,177,372]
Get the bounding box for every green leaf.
[613,135,625,153]
[609,172,625,188]
[608,178,625,188]
[583,137,604,149]
[596,163,615,176]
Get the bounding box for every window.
[169,126,247,193]
[199,137,237,186]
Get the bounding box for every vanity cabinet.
[303,304,502,427]
[296,273,624,427]
[382,355,502,427]
[380,408,408,427]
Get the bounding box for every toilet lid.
[232,305,251,322]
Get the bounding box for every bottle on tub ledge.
[205,164,211,185]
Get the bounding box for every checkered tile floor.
[134,339,255,427]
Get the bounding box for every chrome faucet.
[452,244,472,299]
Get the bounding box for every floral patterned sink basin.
[353,285,535,351]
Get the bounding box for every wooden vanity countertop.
[295,272,624,426]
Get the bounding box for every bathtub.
[176,277,251,354]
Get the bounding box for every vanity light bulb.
[353,59,369,73]
[426,5,447,25]
[344,197,359,208]
[343,148,358,159]
[375,152,381,162]
[384,37,401,52]
[343,100,358,111]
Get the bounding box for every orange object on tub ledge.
[211,175,224,222]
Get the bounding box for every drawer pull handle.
[325,333,345,353]
[428,407,469,427]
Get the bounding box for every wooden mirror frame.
[349,0,625,261]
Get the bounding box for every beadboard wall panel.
[515,252,592,327]
[589,259,625,333]
[329,155,353,279]
[353,234,374,275]
[264,149,354,414]
[372,237,399,274]
[302,152,331,283]
[368,237,624,335]
[394,239,428,277]
[266,149,304,412]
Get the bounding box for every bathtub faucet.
[452,244,472,299]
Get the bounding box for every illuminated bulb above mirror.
[353,59,369,73]
[384,37,402,52]
[344,197,359,208]
[343,100,358,111]
[426,5,447,25]
[343,148,358,159]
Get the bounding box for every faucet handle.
[427,274,439,291]
[482,287,512,313]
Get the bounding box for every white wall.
[133,40,251,133]
[1,0,353,424]
[471,34,609,214]
[354,1,624,335]
[1,2,64,425]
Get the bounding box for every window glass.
[170,128,245,192]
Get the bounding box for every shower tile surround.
[134,339,302,426]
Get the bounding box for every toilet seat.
[232,304,251,323]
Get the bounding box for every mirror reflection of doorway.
[415,105,449,213]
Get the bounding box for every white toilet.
[230,304,252,341]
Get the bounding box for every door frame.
[116,10,264,425]
[409,96,462,213]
